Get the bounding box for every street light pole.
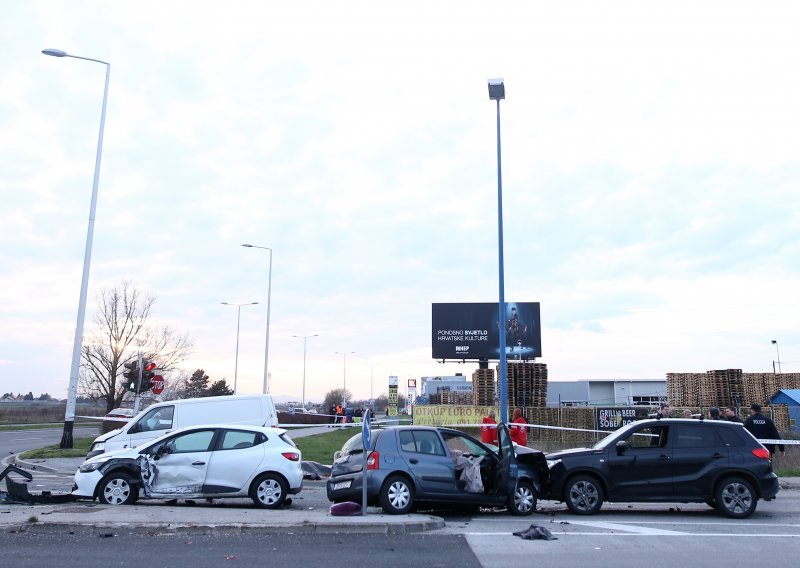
[489,78,509,424]
[242,244,273,394]
[42,48,111,449]
[293,334,318,410]
[771,339,782,374]
[335,351,355,407]
[222,302,258,393]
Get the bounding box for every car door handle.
[711,453,724,460]
[659,455,670,461]
[192,461,206,466]
[409,458,419,464]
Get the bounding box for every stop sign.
[151,375,165,395]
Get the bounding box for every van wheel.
[380,475,414,514]
[250,473,287,509]
[508,480,536,516]
[98,472,138,505]
[716,477,757,519]
[565,475,603,515]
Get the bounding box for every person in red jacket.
[481,409,498,444]
[509,407,528,447]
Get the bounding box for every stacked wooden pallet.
[667,373,703,407]
[502,362,548,409]
[471,368,496,406]
[776,373,800,391]
[742,373,776,407]
[702,369,743,408]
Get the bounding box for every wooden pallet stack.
[668,369,750,408]
[471,368,496,406]
[742,373,775,407]
[777,373,800,391]
[667,373,702,407]
[702,369,730,408]
[502,362,548,409]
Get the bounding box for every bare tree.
[79,282,193,412]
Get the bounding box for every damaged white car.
[73,424,302,508]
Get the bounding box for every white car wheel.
[251,473,287,509]
[99,473,138,506]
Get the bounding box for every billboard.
[432,302,541,361]
[596,407,651,431]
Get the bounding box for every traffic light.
[122,360,139,392]
[139,360,157,393]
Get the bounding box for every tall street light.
[42,48,111,449]
[771,339,782,374]
[489,78,509,424]
[293,334,318,410]
[335,351,355,407]
[242,244,273,394]
[222,302,258,393]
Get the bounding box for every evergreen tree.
[206,379,234,397]
[185,369,210,398]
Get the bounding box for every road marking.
[565,520,687,534]
[463,531,800,537]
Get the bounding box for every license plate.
[332,480,352,491]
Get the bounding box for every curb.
[5,518,447,534]
[2,455,64,474]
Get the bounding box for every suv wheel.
[565,475,604,515]
[508,480,536,516]
[716,477,757,519]
[380,475,414,514]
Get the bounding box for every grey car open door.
[496,423,517,498]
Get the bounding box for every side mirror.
[333,451,341,461]
[155,445,172,459]
[616,440,630,455]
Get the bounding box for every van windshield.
[133,405,174,433]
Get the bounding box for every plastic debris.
[512,525,558,541]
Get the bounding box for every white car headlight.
[546,459,561,469]
[79,461,105,473]
[91,442,105,452]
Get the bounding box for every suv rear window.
[715,426,746,447]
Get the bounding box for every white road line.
[551,520,688,535]
[463,531,800,537]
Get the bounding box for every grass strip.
[292,427,357,464]
[20,437,94,459]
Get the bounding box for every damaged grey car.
[72,424,303,507]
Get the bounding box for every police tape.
[443,422,610,434]
[442,423,800,445]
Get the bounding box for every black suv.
[545,418,779,518]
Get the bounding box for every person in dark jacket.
[723,406,743,423]
[744,403,785,457]
[708,406,722,420]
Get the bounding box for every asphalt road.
[2,494,799,568]
[0,424,100,458]
[1,530,480,568]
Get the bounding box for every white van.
[86,394,278,458]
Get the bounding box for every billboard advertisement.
[432,302,541,361]
[596,407,651,431]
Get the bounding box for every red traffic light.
[144,362,156,372]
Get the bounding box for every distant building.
[770,389,800,432]
[420,375,471,397]
[547,380,667,407]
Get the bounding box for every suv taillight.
[282,452,300,462]
[752,448,771,460]
[366,451,379,470]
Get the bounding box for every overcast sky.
[1,1,798,404]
